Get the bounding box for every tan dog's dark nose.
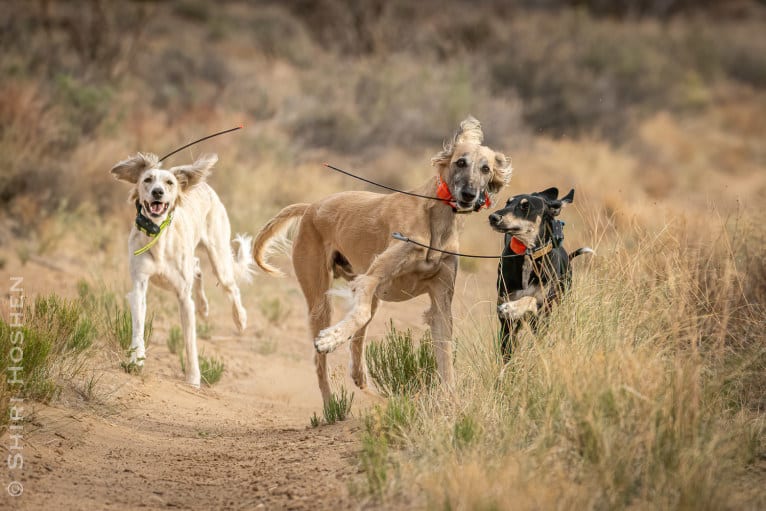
[460,188,478,203]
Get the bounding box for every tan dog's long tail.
[253,203,309,276]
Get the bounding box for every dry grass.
[360,217,766,509]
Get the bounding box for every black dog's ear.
[546,189,574,216]
[535,187,559,202]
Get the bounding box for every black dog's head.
[488,187,574,240]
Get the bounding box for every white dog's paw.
[314,323,351,353]
[128,346,146,365]
[186,374,201,388]
[233,306,247,334]
[498,298,538,320]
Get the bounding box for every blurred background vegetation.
[1,0,765,241]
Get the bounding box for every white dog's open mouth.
[145,200,169,217]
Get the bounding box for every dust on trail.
[3,330,370,511]
[0,254,492,510]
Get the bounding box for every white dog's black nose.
[489,213,501,225]
[151,188,164,199]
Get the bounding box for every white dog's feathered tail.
[232,234,256,284]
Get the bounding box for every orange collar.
[435,176,491,212]
[509,237,553,258]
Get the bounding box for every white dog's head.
[110,152,218,224]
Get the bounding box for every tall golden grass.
[361,215,765,509]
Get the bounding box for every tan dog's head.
[431,116,512,211]
[110,152,217,224]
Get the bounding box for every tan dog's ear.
[488,151,512,194]
[170,153,217,190]
[431,116,485,168]
[454,116,483,145]
[110,153,159,183]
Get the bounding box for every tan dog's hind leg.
[426,258,457,387]
[350,297,378,389]
[293,223,334,403]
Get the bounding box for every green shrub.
[199,353,225,385]
[323,386,354,424]
[0,293,96,422]
[365,323,437,397]
[180,351,225,386]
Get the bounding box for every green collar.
[134,209,173,256]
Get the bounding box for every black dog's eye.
[519,201,529,212]
[455,158,467,168]
[481,164,490,174]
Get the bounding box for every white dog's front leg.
[497,296,539,321]
[178,291,201,388]
[127,278,149,365]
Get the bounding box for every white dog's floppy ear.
[170,153,217,190]
[431,115,485,168]
[488,151,512,194]
[110,152,160,183]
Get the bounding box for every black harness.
[134,200,162,236]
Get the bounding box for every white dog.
[110,152,254,387]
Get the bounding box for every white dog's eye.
[166,180,173,186]
[143,177,152,184]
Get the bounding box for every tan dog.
[253,117,512,403]
[111,152,254,387]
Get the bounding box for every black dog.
[489,187,592,360]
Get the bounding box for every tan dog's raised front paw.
[314,322,353,353]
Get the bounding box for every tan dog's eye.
[481,165,490,174]
[455,158,467,168]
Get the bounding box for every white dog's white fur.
[111,152,254,387]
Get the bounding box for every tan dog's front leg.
[314,274,378,353]
[315,244,412,354]
[427,259,457,386]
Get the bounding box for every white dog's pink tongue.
[150,202,165,215]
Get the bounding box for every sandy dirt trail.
[0,252,497,510]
